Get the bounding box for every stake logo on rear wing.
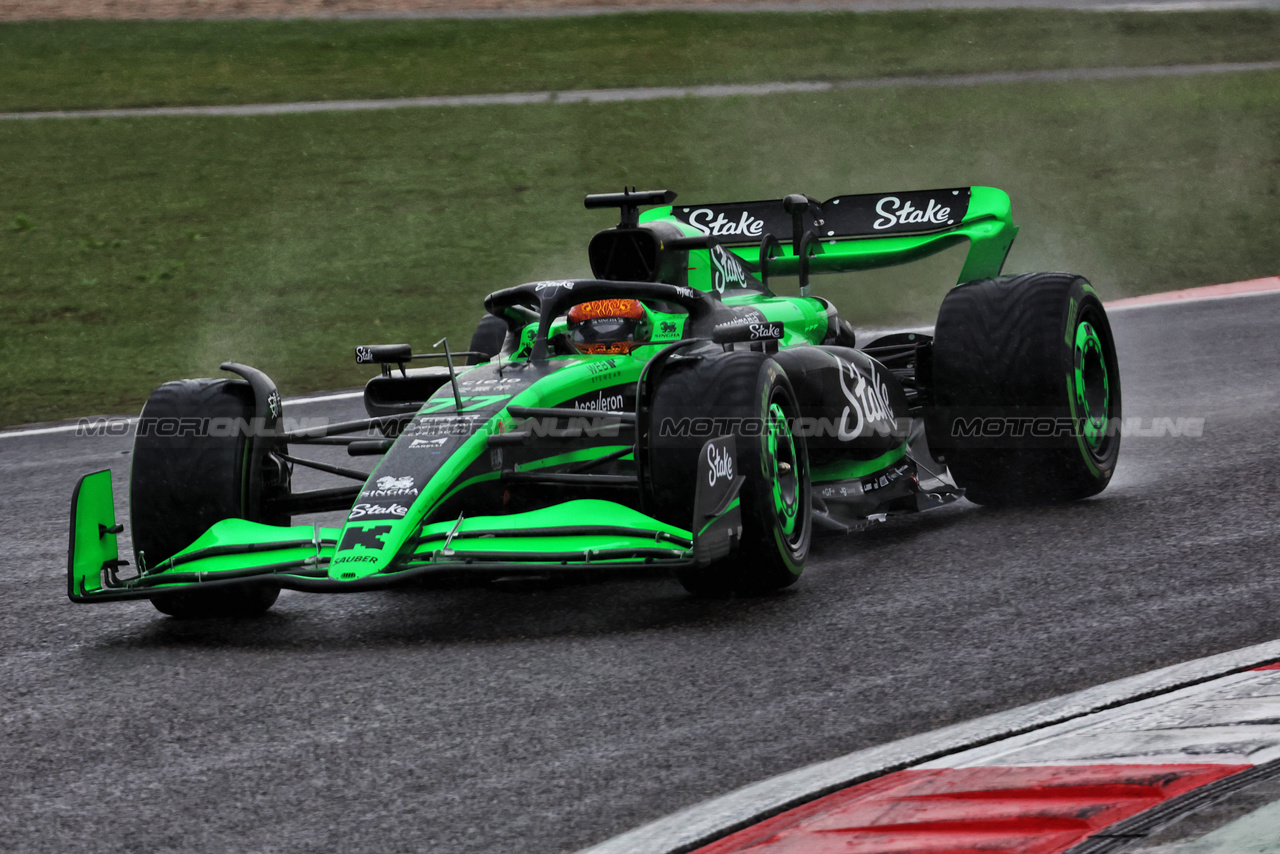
[668,188,972,244]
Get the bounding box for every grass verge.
[0,10,1278,111]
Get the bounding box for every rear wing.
[638,186,1018,288]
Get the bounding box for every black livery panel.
[666,188,972,244]
[772,347,912,463]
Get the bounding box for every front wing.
[68,436,743,604]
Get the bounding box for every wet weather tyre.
[647,352,811,596]
[130,379,285,618]
[927,272,1121,505]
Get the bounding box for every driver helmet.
[567,299,649,355]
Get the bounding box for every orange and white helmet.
[566,299,650,355]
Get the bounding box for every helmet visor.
[567,299,647,355]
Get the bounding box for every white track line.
[3,276,1276,440]
[3,61,1278,121]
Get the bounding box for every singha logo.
[362,475,420,499]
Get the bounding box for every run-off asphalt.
[1,292,1279,853]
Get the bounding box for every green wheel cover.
[1073,320,1110,448]
[767,401,800,537]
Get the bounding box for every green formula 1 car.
[68,186,1121,617]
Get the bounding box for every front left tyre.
[130,378,289,618]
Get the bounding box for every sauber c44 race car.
[68,186,1121,617]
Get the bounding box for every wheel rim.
[766,399,801,540]
[1073,320,1110,449]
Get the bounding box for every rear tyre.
[647,352,811,596]
[927,272,1121,505]
[131,379,287,618]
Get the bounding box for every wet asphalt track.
[2,293,1279,854]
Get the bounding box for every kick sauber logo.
[337,525,392,553]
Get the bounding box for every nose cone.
[328,520,401,581]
